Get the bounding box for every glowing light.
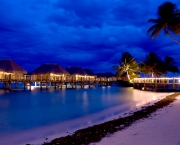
[152,95,157,101]
[102,86,105,89]
[27,86,35,90]
[134,77,180,84]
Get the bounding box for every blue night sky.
[1,0,180,74]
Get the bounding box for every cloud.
[53,0,112,24]
[1,0,180,74]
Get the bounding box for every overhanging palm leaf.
[148,2,180,44]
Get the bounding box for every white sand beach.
[93,95,180,145]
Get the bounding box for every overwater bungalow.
[0,59,27,80]
[83,69,96,81]
[31,64,70,81]
[96,72,116,81]
[65,66,89,81]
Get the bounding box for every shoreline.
[43,92,180,145]
[0,90,170,145]
[97,94,180,145]
[0,102,138,145]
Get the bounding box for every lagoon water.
[0,85,170,145]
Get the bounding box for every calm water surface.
[0,85,169,137]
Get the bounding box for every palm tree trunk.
[151,72,154,78]
[126,71,130,81]
[165,28,180,44]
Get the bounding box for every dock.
[0,74,116,91]
[133,78,180,91]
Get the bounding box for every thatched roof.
[66,67,88,75]
[83,69,95,76]
[96,72,115,78]
[0,59,27,74]
[32,64,70,75]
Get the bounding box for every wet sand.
[44,93,179,145]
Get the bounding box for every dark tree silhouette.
[148,2,180,44]
[162,56,180,76]
[141,52,163,77]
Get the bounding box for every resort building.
[65,66,89,81]
[83,69,96,81]
[0,59,27,80]
[96,72,116,81]
[31,64,70,81]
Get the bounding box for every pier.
[133,78,180,91]
[0,74,116,91]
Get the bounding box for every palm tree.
[162,56,180,76]
[113,52,139,81]
[141,52,163,77]
[148,2,180,44]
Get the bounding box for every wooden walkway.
[133,78,180,91]
[0,74,116,91]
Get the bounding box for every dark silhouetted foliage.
[148,2,180,44]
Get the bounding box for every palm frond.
[151,25,162,38]
[147,24,158,34]
[147,2,180,43]
[113,52,139,80]
[148,19,161,23]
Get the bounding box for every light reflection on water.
[0,86,169,136]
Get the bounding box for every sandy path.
[94,96,180,145]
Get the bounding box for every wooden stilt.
[5,82,7,91]
[81,77,83,88]
[15,81,18,89]
[46,82,48,90]
[40,82,42,90]
[3,82,6,89]
[55,82,56,90]
[8,74,11,91]
[8,82,11,90]
[24,82,26,90]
